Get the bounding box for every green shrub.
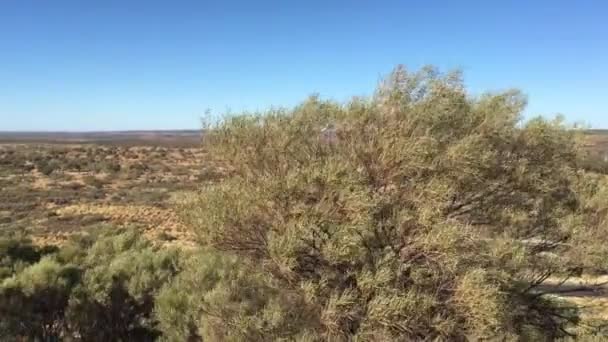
[178,65,594,340]
[0,258,80,340]
[155,250,315,341]
[0,233,58,279]
[66,229,181,341]
[0,228,182,341]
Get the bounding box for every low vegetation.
[2,66,608,340]
[0,144,209,245]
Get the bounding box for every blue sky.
[1,0,607,131]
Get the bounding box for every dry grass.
[55,203,195,244]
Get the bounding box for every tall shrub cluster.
[174,66,608,340]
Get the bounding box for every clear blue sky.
[1,0,607,131]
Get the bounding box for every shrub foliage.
[177,66,607,340]
[0,228,181,341]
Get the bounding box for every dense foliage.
[0,228,181,341]
[2,66,608,341]
[178,66,608,340]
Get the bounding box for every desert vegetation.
[2,66,608,340]
[0,144,216,246]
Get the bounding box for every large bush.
[176,66,604,340]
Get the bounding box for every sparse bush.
[102,160,121,174]
[83,175,106,189]
[38,159,61,176]
[66,158,86,171]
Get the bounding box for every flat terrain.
[1,129,607,247]
[0,130,202,146]
[0,137,224,247]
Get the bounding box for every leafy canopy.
[178,65,599,340]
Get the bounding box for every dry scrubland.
[0,144,221,246]
[3,67,608,341]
